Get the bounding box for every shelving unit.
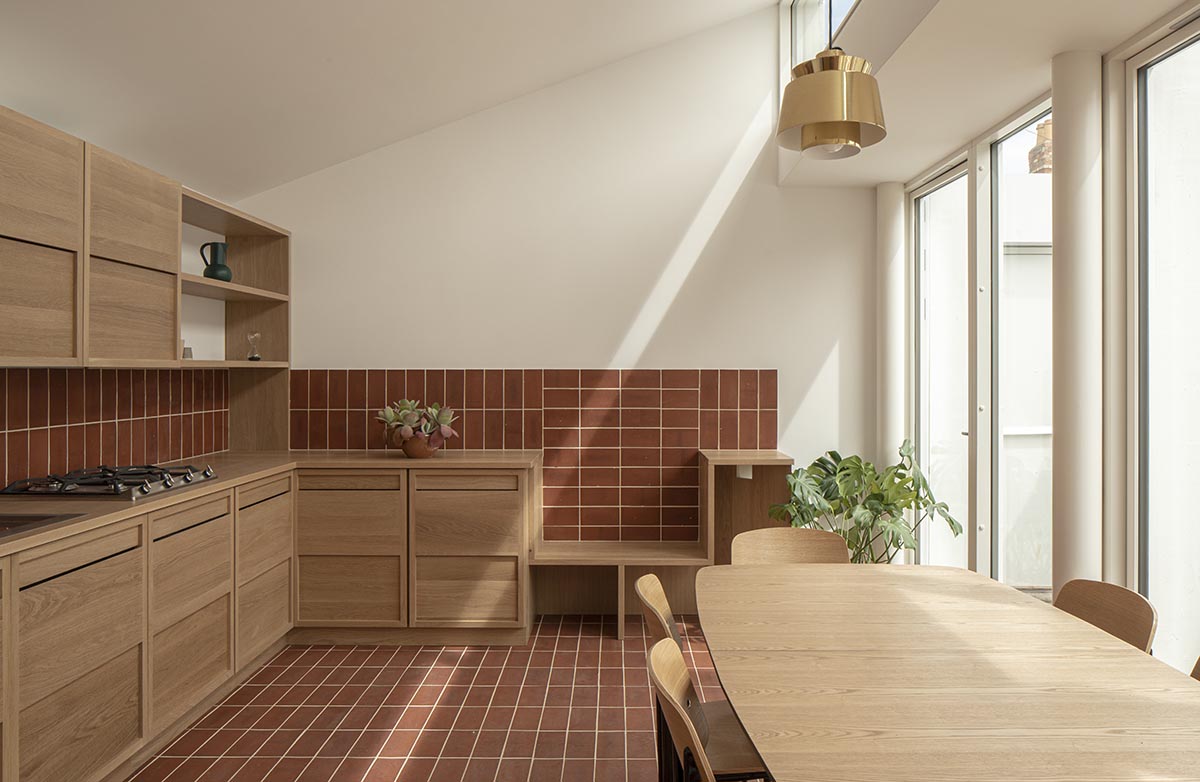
[180,188,291,451]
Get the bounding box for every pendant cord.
[828,0,833,49]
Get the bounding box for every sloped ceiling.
[0,0,772,200]
[782,0,1187,187]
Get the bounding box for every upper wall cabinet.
[87,145,180,273]
[0,105,84,251]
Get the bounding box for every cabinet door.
[0,236,78,362]
[0,105,83,251]
[296,471,406,627]
[409,471,526,628]
[87,256,177,362]
[87,145,180,273]
[17,520,145,782]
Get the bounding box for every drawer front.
[298,489,405,556]
[298,555,403,625]
[412,556,519,626]
[237,473,292,509]
[237,491,293,585]
[88,144,181,273]
[412,489,522,556]
[152,514,232,630]
[299,471,404,491]
[20,546,144,707]
[0,237,77,360]
[151,492,231,540]
[19,645,141,782]
[237,559,291,669]
[152,595,232,731]
[18,520,141,588]
[0,105,83,251]
[412,472,519,491]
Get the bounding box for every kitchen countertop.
[0,449,542,557]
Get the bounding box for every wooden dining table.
[695,564,1200,782]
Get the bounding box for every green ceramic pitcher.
[200,241,233,282]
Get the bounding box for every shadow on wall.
[237,7,876,463]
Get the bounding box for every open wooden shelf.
[182,360,288,369]
[180,273,289,303]
[182,187,289,238]
[531,540,709,567]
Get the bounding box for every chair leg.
[656,702,684,782]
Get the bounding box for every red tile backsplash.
[0,368,230,487]
[290,369,778,544]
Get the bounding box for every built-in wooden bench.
[529,450,792,638]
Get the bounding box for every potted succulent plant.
[768,440,961,564]
[376,400,459,458]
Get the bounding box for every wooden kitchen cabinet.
[87,256,178,363]
[409,471,527,628]
[297,471,406,626]
[0,237,78,364]
[0,105,83,252]
[87,144,180,274]
[234,473,294,669]
[16,519,145,782]
[149,493,234,731]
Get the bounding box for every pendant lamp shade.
[777,48,886,159]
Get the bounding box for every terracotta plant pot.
[400,436,439,459]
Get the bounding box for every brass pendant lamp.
[777,3,886,159]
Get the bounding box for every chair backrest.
[647,638,716,782]
[730,526,851,565]
[1191,657,1199,682]
[635,573,683,647]
[1053,578,1158,652]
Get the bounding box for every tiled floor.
[129,616,720,782]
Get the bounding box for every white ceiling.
[782,0,1188,187]
[0,0,772,201]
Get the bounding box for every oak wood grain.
[696,565,1200,782]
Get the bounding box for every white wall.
[238,8,877,460]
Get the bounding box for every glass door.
[1137,35,1200,672]
[915,170,970,568]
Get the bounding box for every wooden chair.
[1053,579,1158,652]
[730,527,851,565]
[648,638,770,782]
[1191,657,1199,682]
[636,573,684,647]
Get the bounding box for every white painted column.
[876,182,906,463]
[1051,51,1104,595]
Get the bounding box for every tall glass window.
[790,0,857,66]
[916,172,970,568]
[1139,38,1200,673]
[991,113,1054,593]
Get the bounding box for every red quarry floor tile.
[127,616,718,782]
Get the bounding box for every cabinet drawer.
[298,489,405,555]
[19,645,141,782]
[412,556,519,626]
[0,237,78,361]
[152,595,231,731]
[18,519,142,588]
[151,492,230,540]
[412,489,522,556]
[237,491,293,585]
[238,473,292,509]
[237,559,291,669]
[0,105,83,251]
[299,471,403,491]
[412,472,518,491]
[299,555,403,625]
[88,144,180,273]
[152,514,231,631]
[20,545,144,707]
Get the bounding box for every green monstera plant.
[377,400,459,449]
[768,440,961,564]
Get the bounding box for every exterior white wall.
[238,9,878,461]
